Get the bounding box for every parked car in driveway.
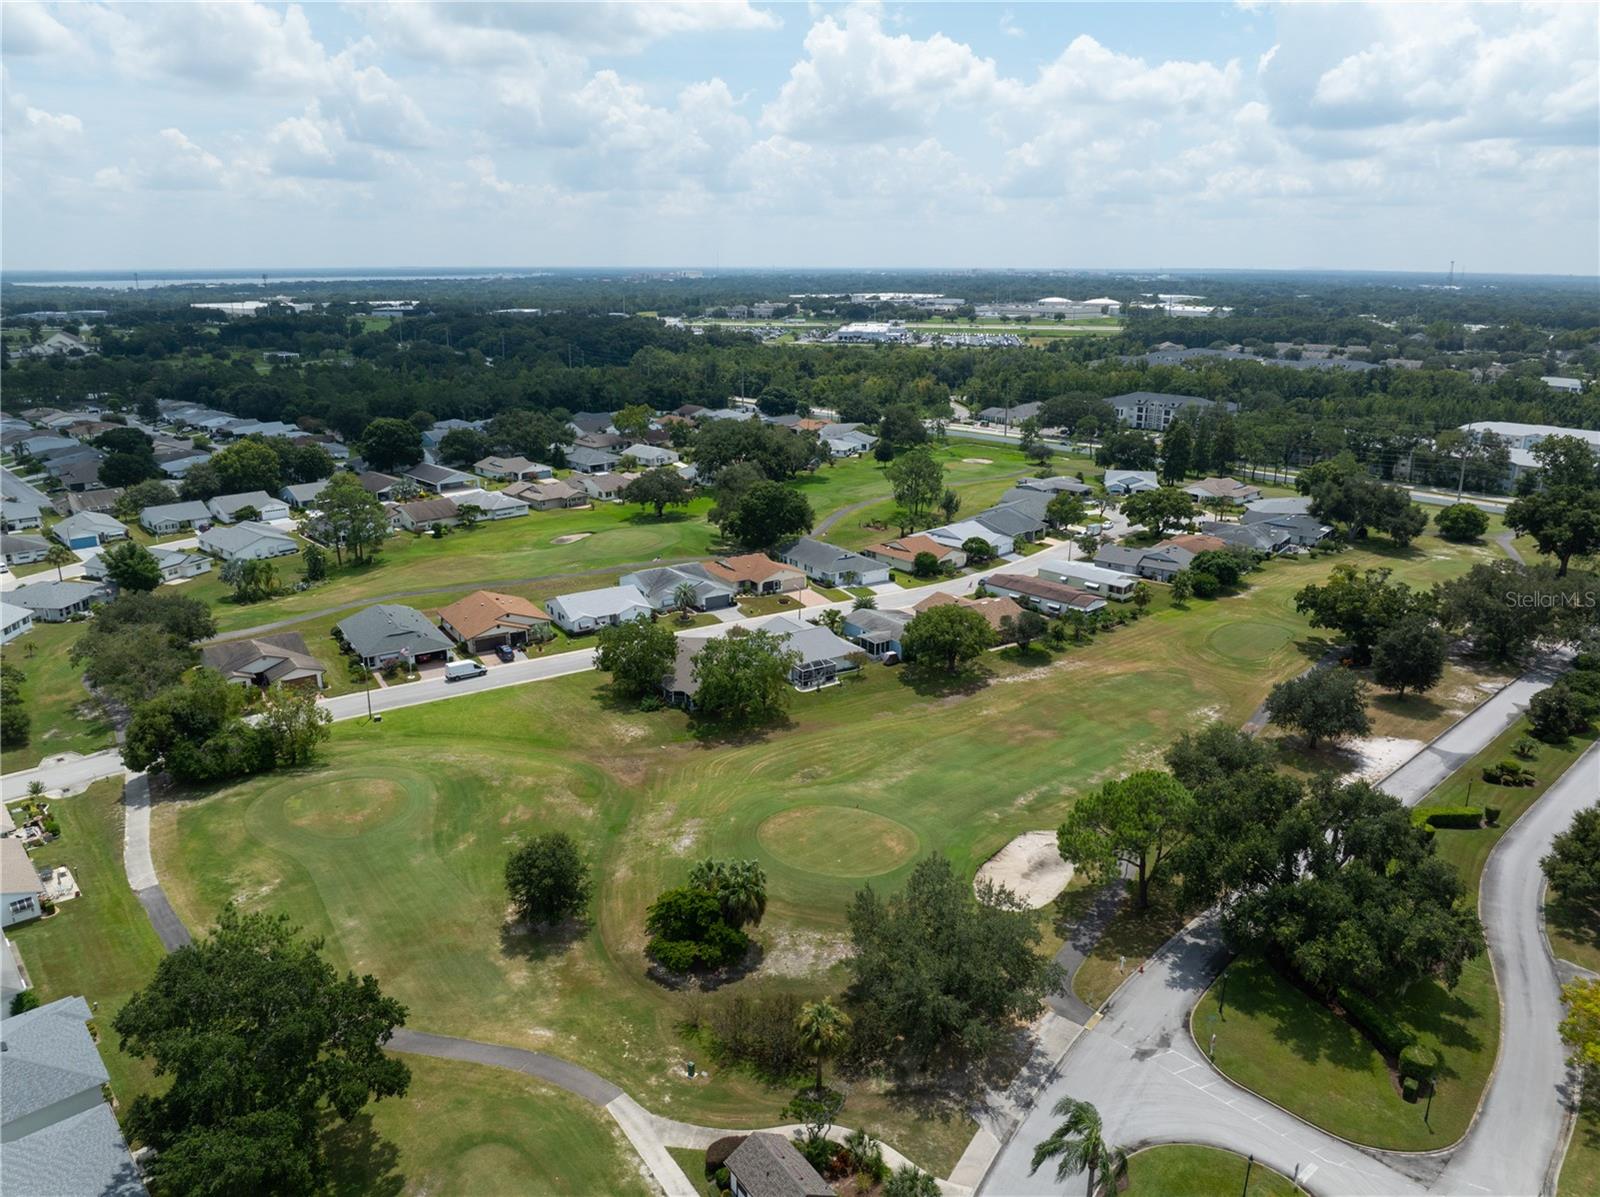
[496,644,516,663]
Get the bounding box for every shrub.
[1512,735,1540,760]
[795,1135,837,1175]
[9,989,40,1016]
[1573,652,1600,673]
[1528,683,1598,742]
[1338,988,1415,1056]
[1482,760,1535,786]
[714,1167,729,1188]
[1419,806,1485,829]
[1485,805,1501,826]
[636,695,664,712]
[1402,1075,1422,1102]
[705,1137,745,1171]
[704,989,809,1081]
[1399,1043,1439,1082]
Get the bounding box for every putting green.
[1206,620,1295,663]
[282,777,414,839]
[757,805,919,877]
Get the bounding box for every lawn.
[1192,954,1498,1151]
[1562,1108,1600,1197]
[1546,893,1600,974]
[667,1147,712,1196]
[138,529,1501,1171]
[2,619,117,771]
[338,1054,654,1197]
[1122,1145,1302,1196]
[5,778,168,1103]
[1061,885,1190,1010]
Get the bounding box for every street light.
[1241,1154,1254,1197]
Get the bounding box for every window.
[10,897,36,915]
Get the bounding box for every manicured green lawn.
[1193,954,1497,1151]
[1122,1145,1302,1196]
[145,529,1500,1171]
[1,620,116,771]
[666,1147,712,1196]
[5,778,167,1103]
[1060,885,1189,1010]
[1561,1108,1600,1197]
[339,1054,653,1197]
[1546,894,1600,973]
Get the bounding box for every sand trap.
[976,831,1073,909]
[1342,736,1425,783]
[550,533,591,545]
[962,457,993,464]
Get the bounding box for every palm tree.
[718,859,767,927]
[1029,1098,1127,1197]
[794,999,851,1092]
[43,543,76,581]
[672,581,699,622]
[814,608,845,634]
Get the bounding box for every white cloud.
[0,1,82,57]
[1,79,83,156]
[763,5,1000,142]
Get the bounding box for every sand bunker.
[976,831,1073,909]
[550,533,592,545]
[1342,736,1425,783]
[962,457,993,465]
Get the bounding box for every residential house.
[0,995,151,1197]
[568,411,617,436]
[198,521,299,562]
[976,400,1043,425]
[776,537,891,587]
[571,471,638,502]
[1,837,45,928]
[208,490,290,524]
[1,500,43,532]
[156,450,212,479]
[546,584,655,634]
[453,489,530,520]
[138,500,213,535]
[394,498,460,531]
[1199,521,1291,554]
[1243,496,1313,517]
[1107,391,1230,431]
[201,633,327,690]
[357,471,402,500]
[981,573,1107,616]
[1038,561,1140,601]
[279,479,330,509]
[404,462,476,493]
[1183,477,1262,506]
[1239,510,1334,546]
[421,418,482,449]
[619,443,680,468]
[565,446,622,475]
[1,534,49,566]
[475,455,552,481]
[1093,536,1221,582]
[336,604,455,668]
[724,1132,833,1197]
[860,533,967,573]
[16,434,76,459]
[1015,475,1093,496]
[47,456,104,491]
[505,478,588,510]
[8,580,106,621]
[83,545,212,583]
[437,590,553,653]
[660,637,707,710]
[618,564,738,612]
[0,601,34,644]
[843,607,912,659]
[1103,469,1159,495]
[702,552,807,595]
[764,614,864,689]
[912,590,1025,639]
[818,423,878,458]
[1159,533,1229,557]
[62,488,122,515]
[52,510,128,550]
[975,502,1046,543]
[922,520,1015,559]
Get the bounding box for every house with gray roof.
[1103,469,1159,495]
[8,579,106,622]
[336,604,454,667]
[1199,521,1292,554]
[202,633,326,689]
[775,537,891,587]
[83,545,212,583]
[618,564,737,612]
[1,534,49,566]
[198,521,298,562]
[1015,475,1093,496]
[764,614,864,689]
[975,502,1046,542]
[51,510,128,550]
[1239,510,1334,546]
[2,836,46,927]
[475,455,552,482]
[620,443,680,468]
[0,601,34,644]
[0,995,149,1197]
[545,584,654,634]
[843,607,913,658]
[280,479,330,508]
[922,519,1015,558]
[453,489,530,520]
[404,462,476,493]
[139,499,213,535]
[208,490,290,523]
[976,400,1043,425]
[565,445,623,474]
[725,1132,832,1197]
[1243,495,1313,517]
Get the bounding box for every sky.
[3,1,1597,275]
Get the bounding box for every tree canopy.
[900,603,995,673]
[1057,770,1195,909]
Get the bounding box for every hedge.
[1338,988,1416,1056]
[1417,806,1484,830]
[1485,805,1501,825]
[705,1136,746,1170]
[1399,1043,1439,1082]
[1402,1075,1422,1102]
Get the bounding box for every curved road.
[981,672,1590,1197]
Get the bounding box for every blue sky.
[3,2,1596,274]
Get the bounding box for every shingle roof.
[703,553,803,585]
[139,499,212,524]
[200,633,326,684]
[9,579,104,611]
[0,1102,148,1197]
[725,1133,833,1197]
[547,584,653,620]
[985,573,1102,610]
[200,521,295,555]
[1,836,45,901]
[0,995,106,1124]
[863,534,957,564]
[436,591,550,641]
[778,536,881,577]
[335,603,454,660]
[54,510,126,539]
[208,490,279,517]
[396,498,460,523]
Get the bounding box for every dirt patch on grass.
[961,457,994,464]
[760,926,851,977]
[550,532,592,544]
[976,831,1073,909]
[1340,736,1426,783]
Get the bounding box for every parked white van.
[444,660,487,682]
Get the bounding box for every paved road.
[979,654,1578,1197]
[388,1028,623,1105]
[0,748,125,797]
[1433,740,1599,1197]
